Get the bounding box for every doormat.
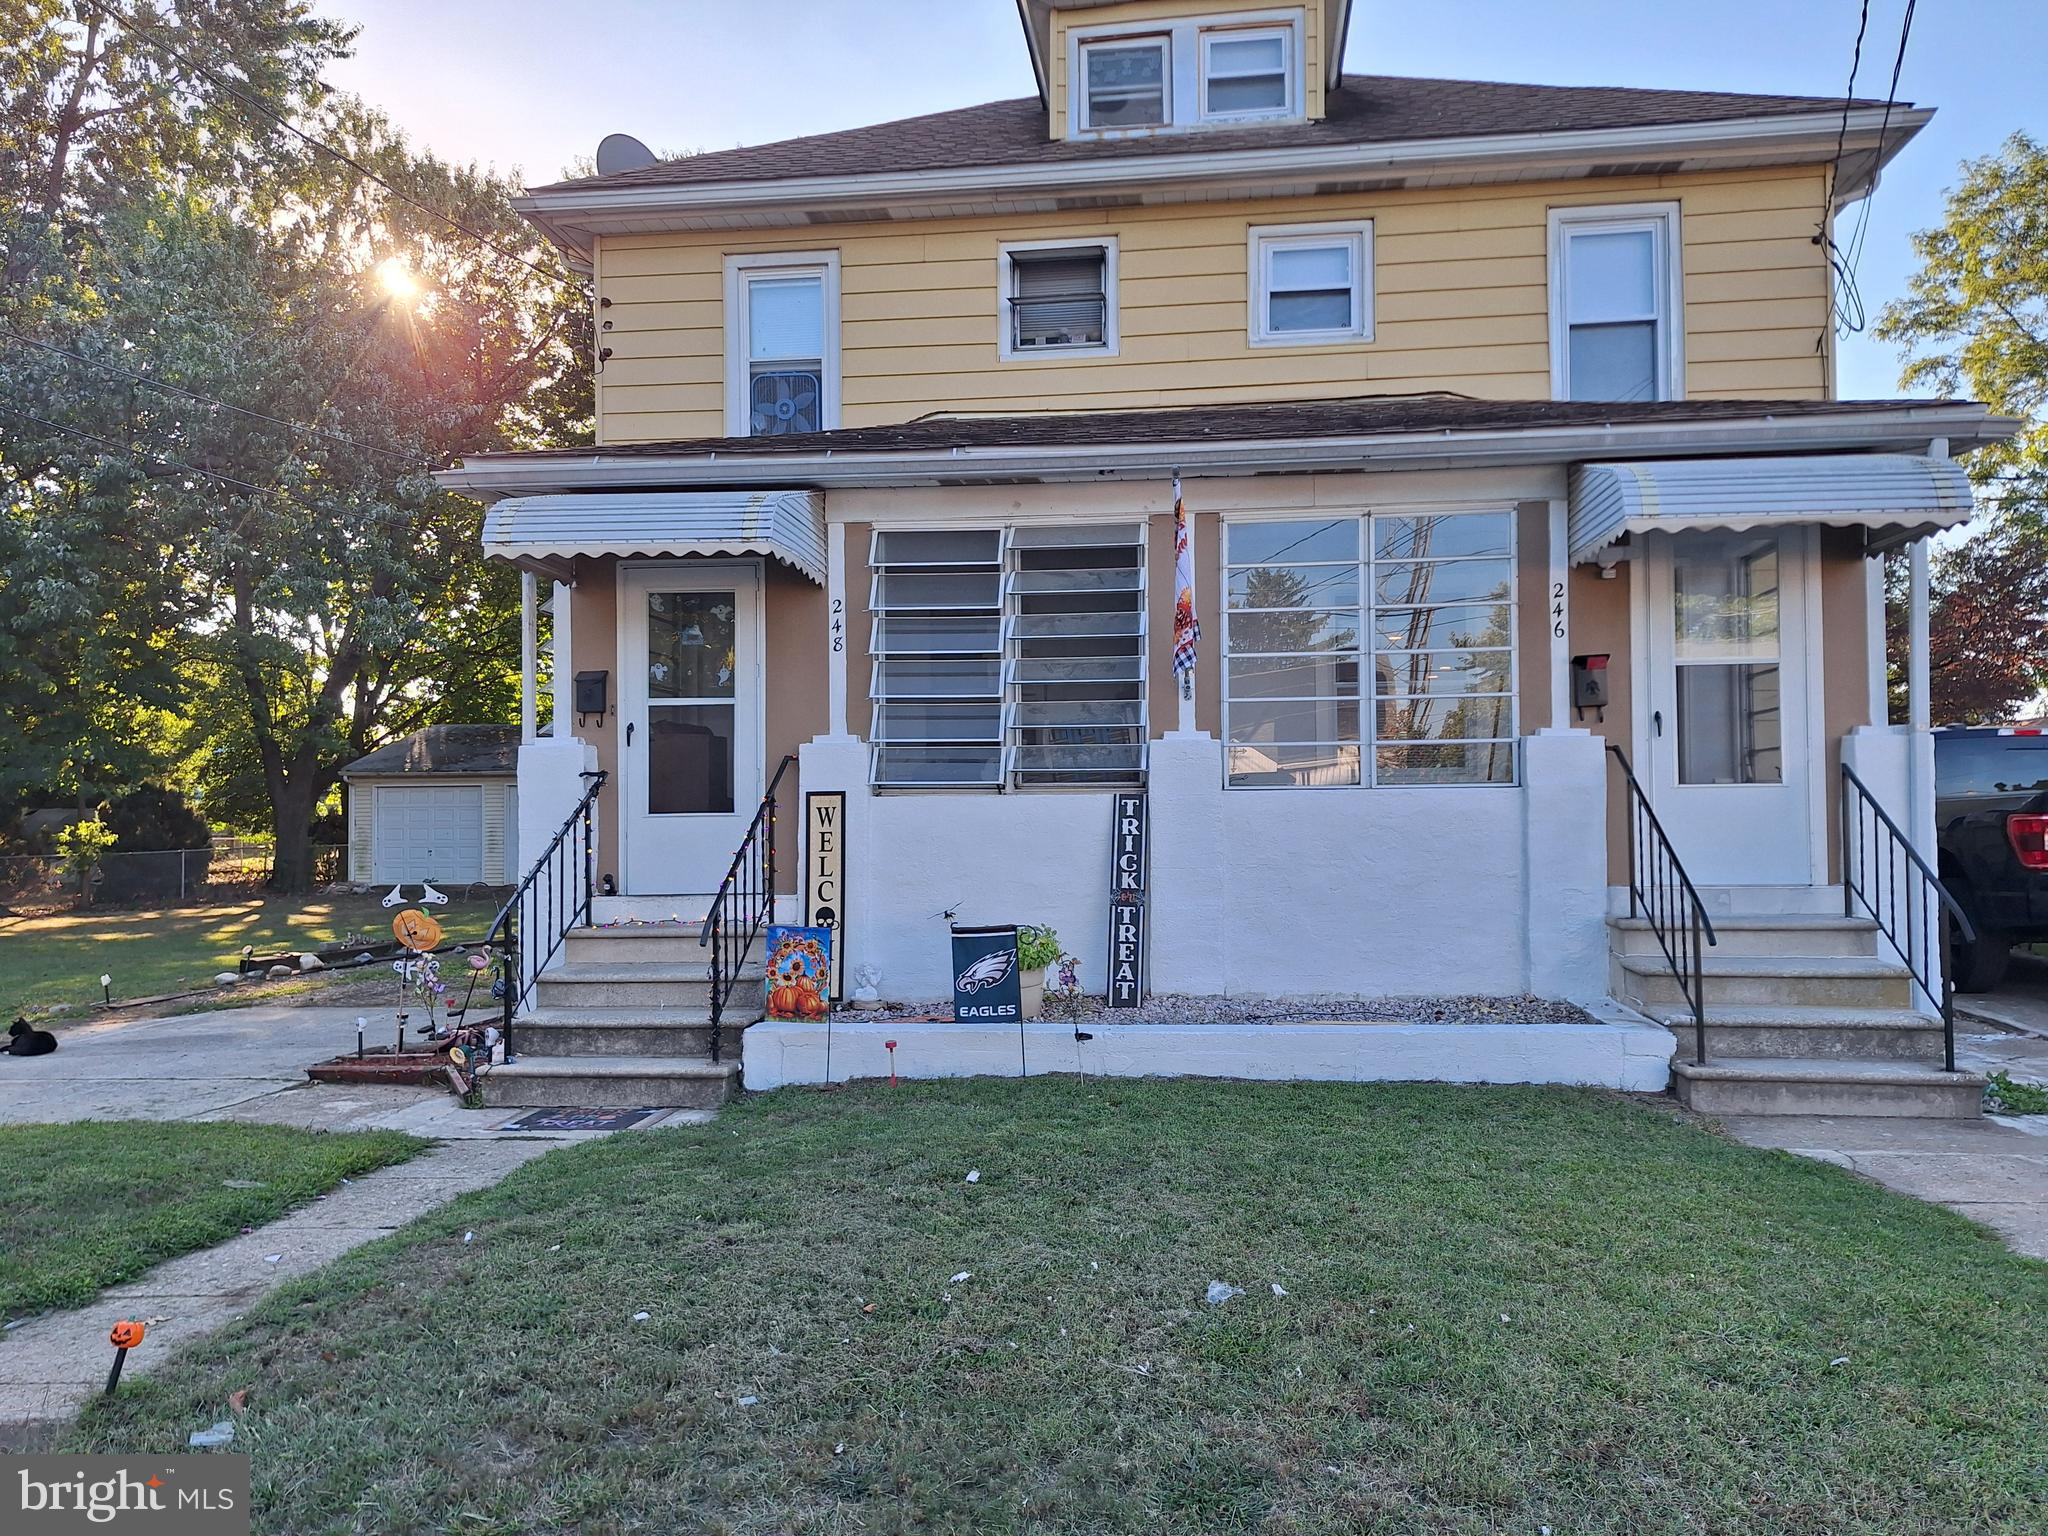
[499,1106,664,1132]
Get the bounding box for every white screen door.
[619,564,761,894]
[1641,529,1813,886]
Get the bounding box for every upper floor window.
[1548,204,1682,403]
[1249,222,1372,346]
[1070,10,1305,137]
[1081,37,1170,130]
[724,251,840,437]
[1001,240,1118,358]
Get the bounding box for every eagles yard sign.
[1107,791,1147,1008]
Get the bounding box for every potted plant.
[1017,924,1062,1020]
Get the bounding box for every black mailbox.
[1570,654,1610,720]
[573,670,609,725]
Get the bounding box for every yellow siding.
[1050,0,1323,139]
[595,166,1832,443]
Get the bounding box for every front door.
[1641,528,1815,886]
[619,563,762,894]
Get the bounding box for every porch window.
[1548,204,1682,402]
[1223,510,1516,788]
[869,525,1147,789]
[724,252,840,437]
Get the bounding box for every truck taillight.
[2009,814,2048,870]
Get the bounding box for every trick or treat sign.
[1106,791,1147,1008]
[763,926,832,1022]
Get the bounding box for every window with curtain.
[1005,244,1113,355]
[869,526,1147,789]
[1224,510,1516,788]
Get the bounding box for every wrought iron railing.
[489,770,605,1056]
[1608,745,1718,1065]
[1840,763,1971,1073]
[698,754,798,1062]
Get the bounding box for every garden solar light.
[100,973,112,1004]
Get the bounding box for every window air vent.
[1313,178,1405,195]
[805,207,895,224]
[1054,192,1145,211]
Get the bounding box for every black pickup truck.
[1935,726,2048,991]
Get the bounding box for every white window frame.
[1076,32,1173,134]
[1199,24,1296,123]
[723,250,841,438]
[1067,8,1306,138]
[997,237,1120,361]
[1248,221,1373,347]
[1547,203,1684,403]
[1219,507,1520,791]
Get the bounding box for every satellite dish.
[595,133,658,176]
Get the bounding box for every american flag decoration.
[1170,472,1201,698]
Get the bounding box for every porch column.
[551,578,573,741]
[1546,498,1570,728]
[519,569,538,744]
[827,522,848,737]
[1906,437,1943,856]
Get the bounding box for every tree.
[1876,133,2048,722]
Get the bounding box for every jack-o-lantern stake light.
[105,1319,146,1394]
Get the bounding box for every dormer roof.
[1014,0,1356,102]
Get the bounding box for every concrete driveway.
[0,1001,695,1138]
[1958,948,2048,1044]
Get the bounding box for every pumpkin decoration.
[392,908,443,953]
[762,928,832,1022]
[108,1319,146,1349]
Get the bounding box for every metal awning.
[1568,454,1977,563]
[480,490,827,584]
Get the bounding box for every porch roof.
[1566,454,1979,563]
[479,490,827,584]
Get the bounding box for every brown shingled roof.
[475,396,1972,463]
[529,75,1884,196]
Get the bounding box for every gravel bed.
[842,993,1594,1026]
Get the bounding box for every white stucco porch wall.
[800,727,1611,1004]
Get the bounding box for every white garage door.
[372,785,484,883]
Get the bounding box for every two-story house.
[440,0,2015,1113]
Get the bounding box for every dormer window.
[1081,38,1169,130]
[1202,29,1291,118]
[1067,10,1305,138]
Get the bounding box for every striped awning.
[1568,454,1977,562]
[480,490,826,584]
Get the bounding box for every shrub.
[103,785,210,852]
[1018,925,1063,972]
[55,819,117,882]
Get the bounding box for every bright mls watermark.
[4,1456,249,1534]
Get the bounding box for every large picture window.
[1223,510,1516,787]
[869,526,1146,789]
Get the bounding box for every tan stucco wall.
[568,556,621,884]
[1569,559,1635,886]
[592,165,1830,443]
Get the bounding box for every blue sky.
[320,0,2047,400]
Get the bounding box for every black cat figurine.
[5,1019,57,1056]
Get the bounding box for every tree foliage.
[1877,134,2048,723]
[0,2,591,887]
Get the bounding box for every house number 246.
[1551,581,1566,640]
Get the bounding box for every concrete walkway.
[0,1000,709,1432]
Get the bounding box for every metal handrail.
[489,770,606,1057]
[1840,763,1973,1072]
[698,754,799,1063]
[1607,746,1719,1065]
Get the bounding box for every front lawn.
[0,892,502,1015]
[73,1080,2048,1534]
[0,1121,426,1321]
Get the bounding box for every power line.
[1820,0,1872,339]
[0,405,272,494]
[1845,0,1918,278]
[0,328,428,469]
[74,0,573,286]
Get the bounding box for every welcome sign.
[804,791,847,1001]
[1107,791,1147,1008]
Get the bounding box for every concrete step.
[514,1007,757,1059]
[1608,914,1879,959]
[1670,1056,1984,1118]
[482,1053,740,1109]
[1643,1003,1950,1061]
[534,962,762,1010]
[1615,953,1915,1011]
[563,925,707,964]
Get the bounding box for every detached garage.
[341,725,520,887]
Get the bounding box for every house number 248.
[830,596,845,654]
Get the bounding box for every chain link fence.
[0,844,345,910]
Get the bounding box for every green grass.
[0,1121,426,1320]
[0,892,502,1015]
[68,1079,2048,1534]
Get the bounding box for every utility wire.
[0,328,428,469]
[1820,0,1872,339]
[0,404,271,495]
[1845,0,1917,277]
[74,0,573,286]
